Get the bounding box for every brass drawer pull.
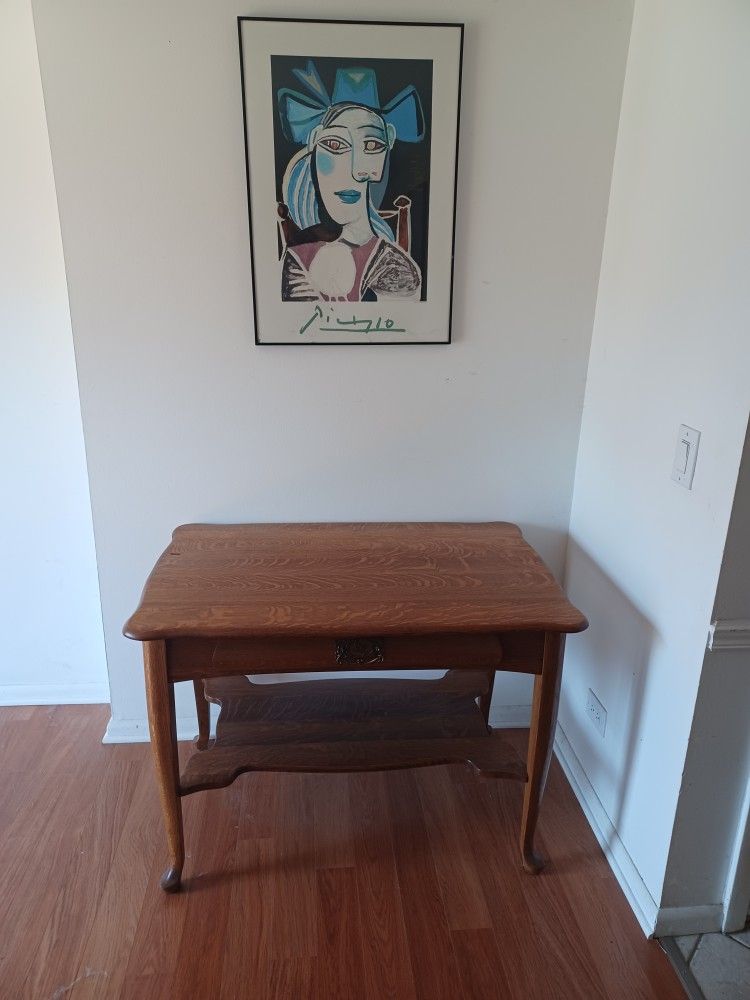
[335,638,384,665]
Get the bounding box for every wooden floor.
[1,705,684,1000]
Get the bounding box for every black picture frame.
[238,17,463,345]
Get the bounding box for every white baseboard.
[553,724,659,937]
[102,717,150,743]
[489,703,531,728]
[707,619,750,650]
[0,682,110,706]
[653,904,724,937]
[103,715,206,744]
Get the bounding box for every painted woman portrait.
[272,58,431,303]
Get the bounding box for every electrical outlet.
[586,688,607,737]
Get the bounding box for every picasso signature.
[299,305,407,336]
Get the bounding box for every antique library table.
[124,522,587,891]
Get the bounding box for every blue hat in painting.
[278,61,425,145]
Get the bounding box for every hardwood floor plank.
[387,769,467,1000]
[311,867,366,1000]
[450,763,609,999]
[452,928,514,1000]
[238,770,278,839]
[266,773,318,959]
[416,766,493,931]
[253,958,314,1000]
[313,772,355,870]
[0,704,35,722]
[350,772,417,1000]
[28,754,142,1000]
[0,713,117,998]
[115,973,172,1000]
[0,706,56,774]
[40,704,111,777]
[65,757,164,998]
[118,790,207,996]
[168,781,244,1000]
[0,771,23,832]
[219,837,275,999]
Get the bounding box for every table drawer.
[167,633,504,680]
[214,633,504,673]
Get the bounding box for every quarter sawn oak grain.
[124,522,588,640]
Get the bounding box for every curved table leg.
[193,678,210,750]
[520,632,565,874]
[144,640,185,892]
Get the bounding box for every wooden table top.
[123,522,587,641]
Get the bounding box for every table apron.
[165,630,545,682]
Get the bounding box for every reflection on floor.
[662,926,750,1000]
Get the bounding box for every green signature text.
[299,306,407,337]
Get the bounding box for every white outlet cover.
[586,688,607,738]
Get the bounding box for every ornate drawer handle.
[335,638,384,665]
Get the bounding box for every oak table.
[124,522,587,892]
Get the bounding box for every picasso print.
[239,19,462,343]
[273,58,431,304]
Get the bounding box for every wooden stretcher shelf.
[179,671,527,794]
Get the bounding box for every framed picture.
[238,17,463,345]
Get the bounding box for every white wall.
[32,0,632,739]
[560,0,750,935]
[0,0,108,704]
[712,419,750,623]
[659,420,750,926]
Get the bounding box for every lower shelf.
[179,670,527,795]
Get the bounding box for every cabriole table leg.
[144,640,185,892]
[520,631,565,873]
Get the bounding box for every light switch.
[676,440,690,475]
[671,425,700,489]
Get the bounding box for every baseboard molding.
[103,717,150,743]
[489,703,531,728]
[653,904,724,937]
[553,725,659,937]
[0,682,110,706]
[103,715,206,744]
[707,619,750,651]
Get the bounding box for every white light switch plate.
[672,425,700,489]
